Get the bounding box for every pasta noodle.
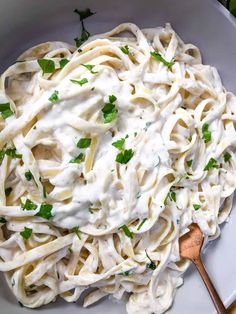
[0,23,236,314]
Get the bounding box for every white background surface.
[0,0,235,313]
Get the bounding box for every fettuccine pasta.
[0,23,236,314]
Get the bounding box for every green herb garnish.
[0,103,14,119]
[145,250,156,270]
[164,190,176,205]
[74,29,90,48]
[74,8,95,21]
[21,199,38,211]
[70,78,88,86]
[120,45,129,55]
[36,203,53,219]
[101,95,118,124]
[59,58,69,68]
[116,149,134,164]
[150,51,174,69]
[224,151,231,163]
[69,153,84,164]
[25,170,32,181]
[37,59,55,74]
[77,138,91,148]
[118,271,130,276]
[20,227,32,239]
[72,226,81,239]
[5,187,12,197]
[193,204,201,210]
[82,64,98,74]
[112,138,126,150]
[137,218,147,230]
[202,123,211,143]
[119,224,133,239]
[186,159,193,167]
[0,217,7,223]
[5,148,22,159]
[203,158,219,171]
[48,90,59,103]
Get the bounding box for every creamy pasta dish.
[0,19,236,314]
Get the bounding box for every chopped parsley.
[48,90,59,103]
[224,151,231,163]
[5,148,22,159]
[25,170,32,181]
[70,78,88,86]
[72,226,81,239]
[73,8,96,48]
[5,187,12,197]
[36,203,53,219]
[0,103,14,119]
[101,95,118,124]
[0,217,7,224]
[193,204,201,210]
[43,185,47,198]
[145,250,157,270]
[21,199,37,211]
[20,227,32,239]
[119,224,133,239]
[77,138,91,148]
[59,58,70,68]
[164,190,176,205]
[82,64,98,74]
[134,132,137,137]
[112,135,128,150]
[137,218,147,230]
[74,8,95,21]
[37,59,55,74]
[202,123,211,143]
[150,51,174,69]
[118,271,130,276]
[204,158,219,171]
[186,159,193,167]
[116,149,134,164]
[69,153,84,164]
[120,45,129,55]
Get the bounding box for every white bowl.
[0,0,235,313]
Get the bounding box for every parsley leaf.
[5,148,22,159]
[224,151,231,162]
[186,159,193,167]
[150,51,174,69]
[5,187,12,197]
[193,204,201,210]
[20,227,32,239]
[112,138,125,150]
[119,224,133,238]
[70,78,88,86]
[204,158,219,171]
[82,64,98,74]
[74,29,90,48]
[72,226,81,239]
[101,97,118,123]
[36,203,53,219]
[109,95,117,103]
[202,123,211,143]
[137,218,147,230]
[164,190,176,205]
[69,153,84,164]
[25,170,32,181]
[48,90,59,103]
[0,103,14,119]
[0,217,7,223]
[145,250,156,270]
[77,138,91,148]
[59,58,70,68]
[116,149,134,164]
[74,8,95,21]
[37,59,55,74]
[120,45,129,55]
[21,199,38,211]
[118,271,130,276]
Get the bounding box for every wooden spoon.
[179,223,228,314]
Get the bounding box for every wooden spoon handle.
[193,257,227,314]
